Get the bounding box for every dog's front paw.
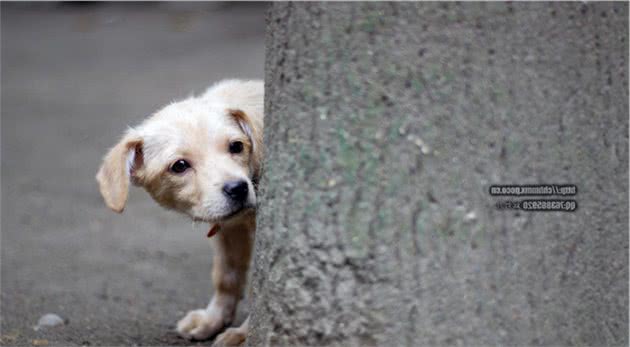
[176,309,227,341]
[212,327,247,347]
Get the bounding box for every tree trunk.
[249,3,628,346]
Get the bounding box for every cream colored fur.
[96,79,263,346]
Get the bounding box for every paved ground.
[1,3,265,346]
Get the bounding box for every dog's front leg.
[177,220,254,342]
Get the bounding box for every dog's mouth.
[222,203,254,220]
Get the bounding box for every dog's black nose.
[223,180,249,203]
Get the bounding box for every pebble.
[33,313,65,331]
[464,211,477,222]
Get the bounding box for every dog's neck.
[206,209,256,239]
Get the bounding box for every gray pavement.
[1,3,265,346]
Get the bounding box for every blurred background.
[1,3,265,346]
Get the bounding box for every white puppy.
[97,79,263,346]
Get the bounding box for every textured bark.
[249,3,628,346]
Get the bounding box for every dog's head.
[96,98,262,223]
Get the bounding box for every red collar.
[207,224,220,238]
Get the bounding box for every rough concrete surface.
[250,3,628,346]
[1,3,265,346]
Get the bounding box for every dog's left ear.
[228,109,263,185]
[96,132,143,213]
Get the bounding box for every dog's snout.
[223,180,249,203]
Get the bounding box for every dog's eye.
[229,141,244,154]
[170,159,191,173]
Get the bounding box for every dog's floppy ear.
[96,132,143,213]
[228,109,263,185]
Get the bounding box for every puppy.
[96,79,263,346]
